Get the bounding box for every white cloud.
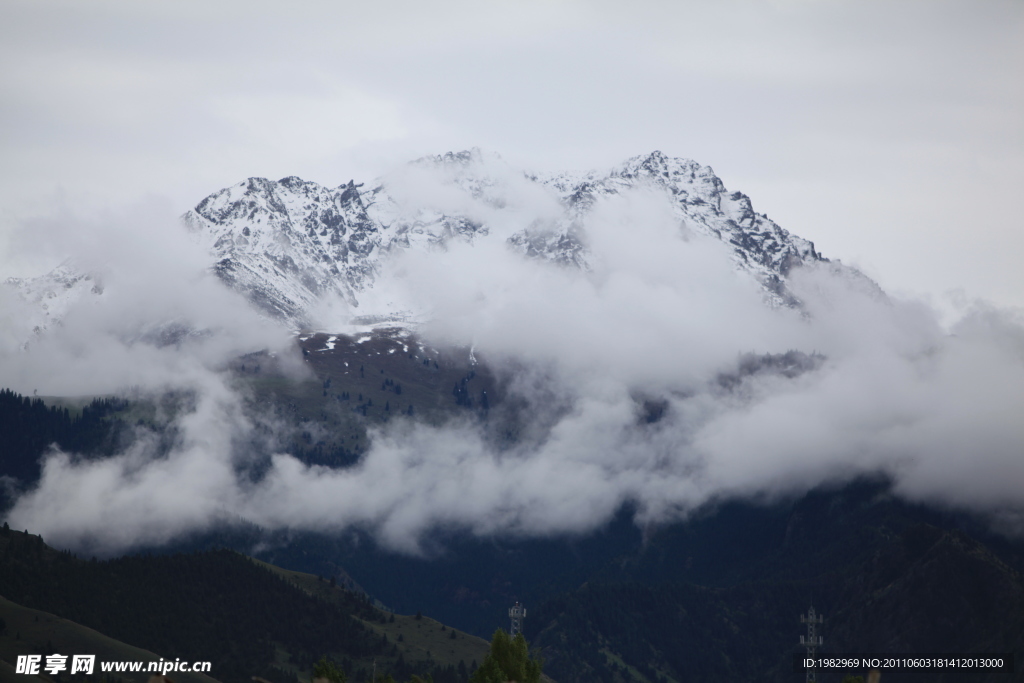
[0,201,289,395]
[1,0,1022,550]
[5,167,1023,554]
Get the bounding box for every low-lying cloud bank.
[3,179,1024,554]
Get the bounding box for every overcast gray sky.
[1,0,1022,311]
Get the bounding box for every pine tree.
[470,629,542,683]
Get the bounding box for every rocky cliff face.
[182,175,380,322]
[531,150,824,301]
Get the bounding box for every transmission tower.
[800,606,824,683]
[509,601,526,637]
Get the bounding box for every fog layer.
[4,172,1023,554]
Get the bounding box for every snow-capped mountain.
[531,151,822,301]
[2,263,102,342]
[180,150,827,328]
[182,175,378,322]
[7,151,836,334]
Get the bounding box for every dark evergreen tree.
[313,656,347,683]
[470,630,541,683]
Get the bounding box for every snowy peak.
[3,262,102,343]
[539,151,823,298]
[6,151,841,334]
[182,174,386,324]
[178,151,833,326]
[188,175,374,260]
[613,150,708,183]
[413,148,489,168]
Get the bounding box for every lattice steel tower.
[509,601,526,637]
[800,606,824,683]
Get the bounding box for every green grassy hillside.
[0,594,219,683]
[0,527,487,683]
[251,558,491,677]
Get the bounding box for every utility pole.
[509,601,526,637]
[800,606,824,683]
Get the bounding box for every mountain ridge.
[6,151,849,335]
[182,150,831,327]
